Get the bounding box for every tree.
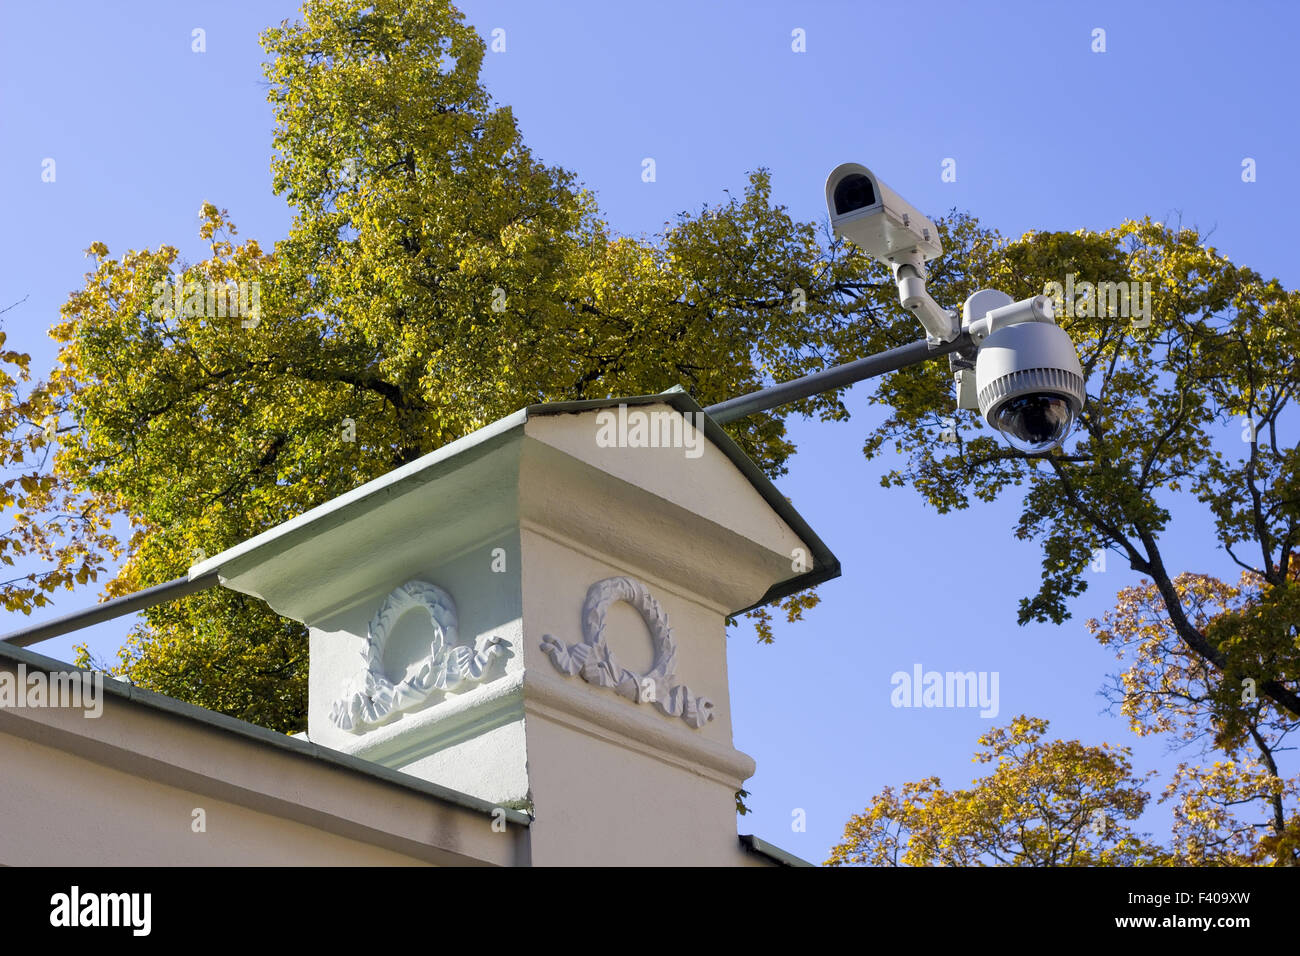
[829,570,1299,866]
[0,295,120,617]
[843,220,1299,863]
[826,716,1167,866]
[5,0,919,729]
[6,0,1295,815]
[864,221,1299,724]
[1090,572,1299,864]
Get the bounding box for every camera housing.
[826,162,956,343]
[953,289,1086,453]
[973,319,1086,454]
[825,163,943,265]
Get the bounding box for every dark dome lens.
[833,174,876,215]
[992,394,1072,454]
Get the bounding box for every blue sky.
[2,0,1297,862]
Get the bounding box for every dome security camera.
[959,290,1086,454]
[976,322,1085,454]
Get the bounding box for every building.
[0,392,837,866]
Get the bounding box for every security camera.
[825,163,942,264]
[957,290,1086,454]
[821,162,1085,454]
[825,163,957,344]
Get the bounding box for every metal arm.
[1,571,219,647]
[705,332,973,425]
[891,252,960,344]
[4,335,973,647]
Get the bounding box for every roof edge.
[739,833,815,867]
[524,389,841,614]
[0,641,530,826]
[190,387,838,615]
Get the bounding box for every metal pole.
[704,332,973,425]
[1,571,220,648]
[3,335,969,648]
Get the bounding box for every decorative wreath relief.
[540,576,714,729]
[330,581,509,733]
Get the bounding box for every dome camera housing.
[975,321,1086,454]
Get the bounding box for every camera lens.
[833,174,876,215]
[991,393,1073,454]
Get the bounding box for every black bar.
[0,571,220,647]
[704,333,973,425]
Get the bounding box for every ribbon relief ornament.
[540,576,714,729]
[330,581,509,733]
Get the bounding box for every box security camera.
[824,163,942,265]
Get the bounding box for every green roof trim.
[739,834,815,867]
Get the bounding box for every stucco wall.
[0,652,527,867]
[0,728,430,866]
